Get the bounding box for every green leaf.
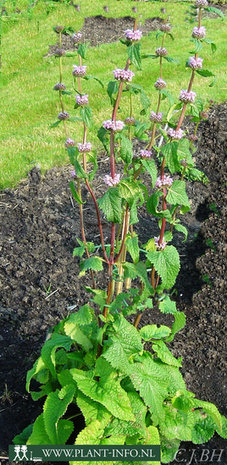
[78,43,87,59]
[196,69,215,78]
[13,424,33,445]
[43,385,75,444]
[77,391,109,425]
[174,223,188,241]
[160,405,194,442]
[140,325,171,341]
[83,75,104,88]
[50,120,61,128]
[152,340,182,367]
[118,135,133,164]
[118,179,141,207]
[134,121,150,140]
[147,245,180,289]
[166,180,190,207]
[71,369,135,421]
[127,234,140,263]
[129,353,168,424]
[67,304,94,326]
[147,191,172,220]
[103,315,143,374]
[191,412,215,444]
[128,43,141,69]
[27,414,52,445]
[162,142,180,174]
[107,80,119,105]
[81,256,103,273]
[41,334,72,378]
[64,320,93,352]
[74,415,111,447]
[161,438,181,464]
[140,90,151,114]
[73,245,85,258]
[97,126,109,152]
[141,159,157,187]
[160,89,174,105]
[193,399,222,431]
[98,187,122,223]
[216,415,227,439]
[73,159,87,179]
[69,180,83,205]
[166,311,186,342]
[80,106,93,129]
[205,6,224,19]
[163,56,179,64]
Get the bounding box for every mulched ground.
[0,101,226,463]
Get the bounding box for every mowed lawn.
[0,0,226,189]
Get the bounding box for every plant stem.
[114,205,129,263]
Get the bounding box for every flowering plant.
[14,5,226,462]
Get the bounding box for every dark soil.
[0,102,226,463]
[46,15,163,55]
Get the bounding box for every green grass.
[0,0,226,189]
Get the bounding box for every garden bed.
[0,101,226,463]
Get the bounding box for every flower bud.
[72,32,82,43]
[168,128,184,140]
[55,48,66,57]
[53,83,66,91]
[160,23,171,33]
[54,25,64,33]
[58,111,70,120]
[195,0,208,7]
[76,94,89,106]
[154,78,167,90]
[155,47,168,57]
[200,111,208,119]
[65,138,75,147]
[103,174,120,187]
[124,117,136,126]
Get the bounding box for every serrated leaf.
[128,43,141,69]
[78,43,87,59]
[41,334,72,378]
[75,415,111,447]
[191,411,215,444]
[13,424,33,445]
[74,159,87,179]
[98,187,122,223]
[216,415,227,439]
[146,191,171,220]
[166,311,186,342]
[118,134,133,164]
[77,391,109,425]
[140,325,171,341]
[160,89,174,105]
[141,159,157,187]
[103,314,143,374]
[161,438,181,464]
[127,235,140,263]
[193,399,222,431]
[43,385,75,444]
[69,180,83,205]
[97,126,109,152]
[160,405,194,442]
[64,321,93,352]
[152,340,182,367]
[162,142,180,174]
[73,245,85,258]
[174,223,188,241]
[118,179,140,207]
[107,80,119,105]
[140,90,151,114]
[134,121,150,139]
[67,304,94,326]
[147,245,180,289]
[26,414,51,445]
[81,256,103,273]
[167,180,190,207]
[80,106,93,129]
[129,353,168,424]
[159,296,177,314]
[71,369,135,421]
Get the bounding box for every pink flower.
[72,65,87,77]
[168,128,184,140]
[65,138,75,147]
[71,170,76,178]
[103,173,120,187]
[77,142,92,152]
[58,111,70,120]
[76,94,89,106]
[155,175,173,188]
[150,111,163,122]
[134,149,152,159]
[154,236,167,250]
[179,90,196,104]
[113,68,135,82]
[155,47,168,57]
[188,56,203,70]
[192,26,206,39]
[72,32,82,43]
[195,0,208,7]
[160,23,172,33]
[154,78,167,90]
[125,29,143,41]
[102,120,125,131]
